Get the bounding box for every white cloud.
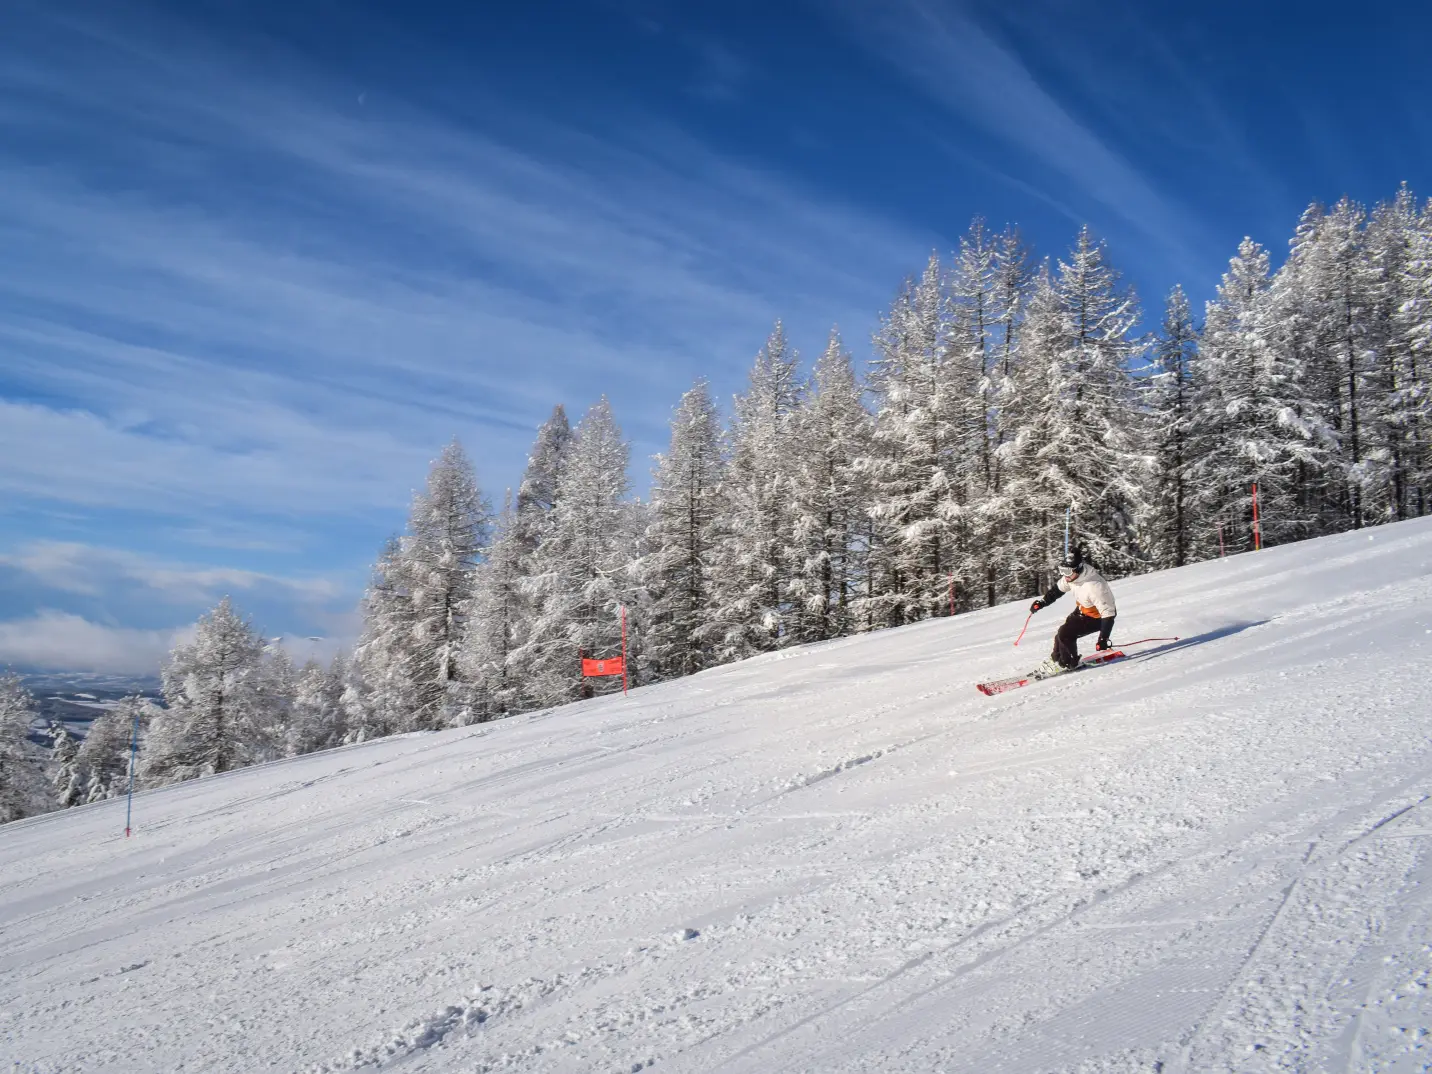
[0,540,345,606]
[0,611,190,675]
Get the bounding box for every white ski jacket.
[1050,564,1117,620]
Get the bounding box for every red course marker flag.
[582,656,625,678]
[579,606,630,695]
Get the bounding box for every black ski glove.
[1096,616,1115,649]
[1030,599,1043,613]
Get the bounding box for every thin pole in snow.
[620,606,628,696]
[1251,482,1262,550]
[1218,522,1225,558]
[124,708,140,838]
[1014,612,1033,647]
[948,574,955,617]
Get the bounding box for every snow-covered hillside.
[4,521,1432,1073]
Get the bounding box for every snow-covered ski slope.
[5,521,1432,1074]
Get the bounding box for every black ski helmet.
[1058,546,1083,574]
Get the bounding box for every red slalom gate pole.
[620,606,629,696]
[1013,612,1033,647]
[1119,636,1180,648]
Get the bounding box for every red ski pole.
[1014,612,1034,647]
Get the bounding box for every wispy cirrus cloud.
[830,0,1203,269]
[0,2,933,673]
[0,4,927,527]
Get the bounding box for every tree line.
[2,186,1428,822]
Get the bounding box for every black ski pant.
[1053,610,1107,669]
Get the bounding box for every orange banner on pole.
[582,656,625,678]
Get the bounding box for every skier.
[1028,546,1116,676]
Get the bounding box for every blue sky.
[2,0,1428,675]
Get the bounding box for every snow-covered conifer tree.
[1048,227,1145,572]
[949,220,1022,606]
[708,323,803,658]
[787,331,873,642]
[1139,286,1200,568]
[642,380,724,678]
[518,398,635,705]
[491,407,575,709]
[347,538,415,740]
[460,493,527,718]
[997,262,1073,592]
[515,405,573,551]
[0,673,50,823]
[998,231,1144,582]
[1364,186,1425,520]
[287,657,347,755]
[1203,229,1332,548]
[1302,198,1377,529]
[865,257,963,623]
[76,697,150,802]
[254,641,296,757]
[1401,195,1432,512]
[980,228,1033,603]
[402,439,492,727]
[143,597,268,784]
[48,720,82,808]
[352,439,491,732]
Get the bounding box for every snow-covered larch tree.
[996,261,1075,593]
[347,538,416,740]
[1364,185,1426,521]
[352,439,491,732]
[287,656,347,755]
[1048,227,1145,572]
[1294,198,1377,529]
[0,673,51,823]
[1138,286,1201,568]
[708,322,804,658]
[76,696,153,803]
[493,407,575,709]
[1203,231,1330,549]
[950,220,1029,606]
[143,598,268,784]
[865,257,963,624]
[976,227,1033,604]
[515,405,573,552]
[460,492,527,718]
[517,398,635,705]
[642,379,725,679]
[48,720,82,808]
[787,330,873,642]
[402,439,492,728]
[1400,194,1432,511]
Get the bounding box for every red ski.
[976,649,1126,696]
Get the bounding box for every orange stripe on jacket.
[1079,604,1101,618]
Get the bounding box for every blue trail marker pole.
[124,708,140,838]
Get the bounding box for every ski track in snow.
[3,522,1432,1072]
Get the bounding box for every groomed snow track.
[3,519,1432,1072]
